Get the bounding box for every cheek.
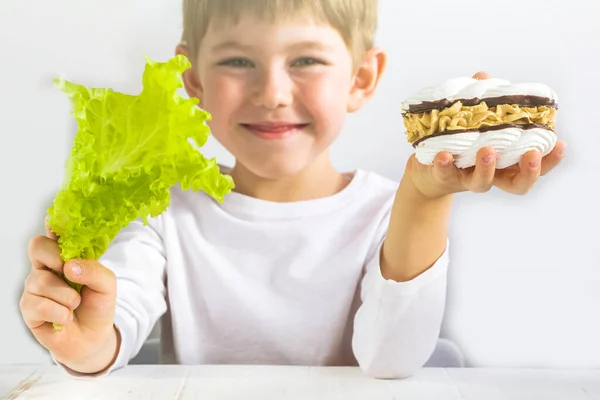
[300,73,350,131]
[201,76,244,128]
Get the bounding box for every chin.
[241,155,312,180]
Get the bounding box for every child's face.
[182,15,381,179]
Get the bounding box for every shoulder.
[353,169,399,206]
[167,183,217,212]
[359,170,399,194]
[166,163,233,208]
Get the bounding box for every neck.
[229,152,350,202]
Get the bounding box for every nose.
[251,67,293,110]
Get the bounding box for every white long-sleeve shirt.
[66,168,449,378]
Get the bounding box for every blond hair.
[180,0,378,65]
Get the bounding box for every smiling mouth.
[240,123,310,140]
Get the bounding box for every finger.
[472,71,492,80]
[63,259,116,295]
[431,152,463,193]
[27,235,65,273]
[20,293,73,329]
[541,140,567,176]
[467,147,496,193]
[25,269,81,311]
[44,216,58,241]
[432,151,455,177]
[496,150,542,195]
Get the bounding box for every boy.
[19,0,566,379]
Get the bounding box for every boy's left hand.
[407,72,567,199]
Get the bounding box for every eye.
[219,58,254,68]
[291,58,323,67]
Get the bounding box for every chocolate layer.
[404,95,558,115]
[412,123,555,148]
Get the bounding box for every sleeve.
[51,217,168,377]
[352,233,450,379]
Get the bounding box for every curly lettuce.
[47,54,234,288]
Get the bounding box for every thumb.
[63,259,116,295]
[472,71,492,80]
[432,152,457,181]
[430,152,463,195]
[64,259,117,330]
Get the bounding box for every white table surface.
[1,365,599,400]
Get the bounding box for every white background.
[1,0,598,369]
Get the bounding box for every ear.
[347,47,387,113]
[176,45,204,105]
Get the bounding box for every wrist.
[63,325,120,375]
[381,173,453,282]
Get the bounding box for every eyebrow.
[289,41,334,52]
[210,40,334,53]
[210,41,255,53]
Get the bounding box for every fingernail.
[439,159,452,167]
[68,311,74,322]
[483,155,495,164]
[72,263,82,276]
[529,159,541,168]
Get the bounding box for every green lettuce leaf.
[47,54,234,275]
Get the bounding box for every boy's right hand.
[19,218,120,374]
